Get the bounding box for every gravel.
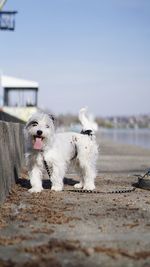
[0,136,150,267]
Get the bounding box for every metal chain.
[41,153,53,181]
[70,187,136,194]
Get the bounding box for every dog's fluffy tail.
[79,107,98,134]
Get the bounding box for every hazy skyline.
[0,0,150,116]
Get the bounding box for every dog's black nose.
[37,130,43,136]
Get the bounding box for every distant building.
[0,75,39,121]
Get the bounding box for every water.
[99,128,150,150]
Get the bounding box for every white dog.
[25,108,98,193]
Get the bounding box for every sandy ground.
[0,135,150,267]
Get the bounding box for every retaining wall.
[0,121,24,202]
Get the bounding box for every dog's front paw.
[51,185,63,192]
[28,187,43,193]
[74,182,83,189]
[83,184,95,191]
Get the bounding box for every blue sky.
[0,0,150,116]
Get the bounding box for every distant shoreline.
[98,128,150,150]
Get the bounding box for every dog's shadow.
[16,177,79,189]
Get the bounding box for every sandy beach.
[0,135,150,267]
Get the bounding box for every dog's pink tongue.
[33,137,43,150]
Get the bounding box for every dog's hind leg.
[77,157,96,190]
[74,159,96,190]
[75,146,97,190]
[74,164,84,189]
[82,164,96,190]
[28,166,43,193]
[83,165,96,190]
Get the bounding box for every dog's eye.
[46,125,50,128]
[32,121,38,127]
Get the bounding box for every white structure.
[0,75,39,107]
[1,75,38,89]
[0,75,39,121]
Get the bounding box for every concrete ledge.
[0,121,24,202]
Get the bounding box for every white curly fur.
[25,108,99,193]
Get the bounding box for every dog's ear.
[25,121,30,129]
[49,114,55,124]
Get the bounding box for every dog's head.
[25,112,55,151]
